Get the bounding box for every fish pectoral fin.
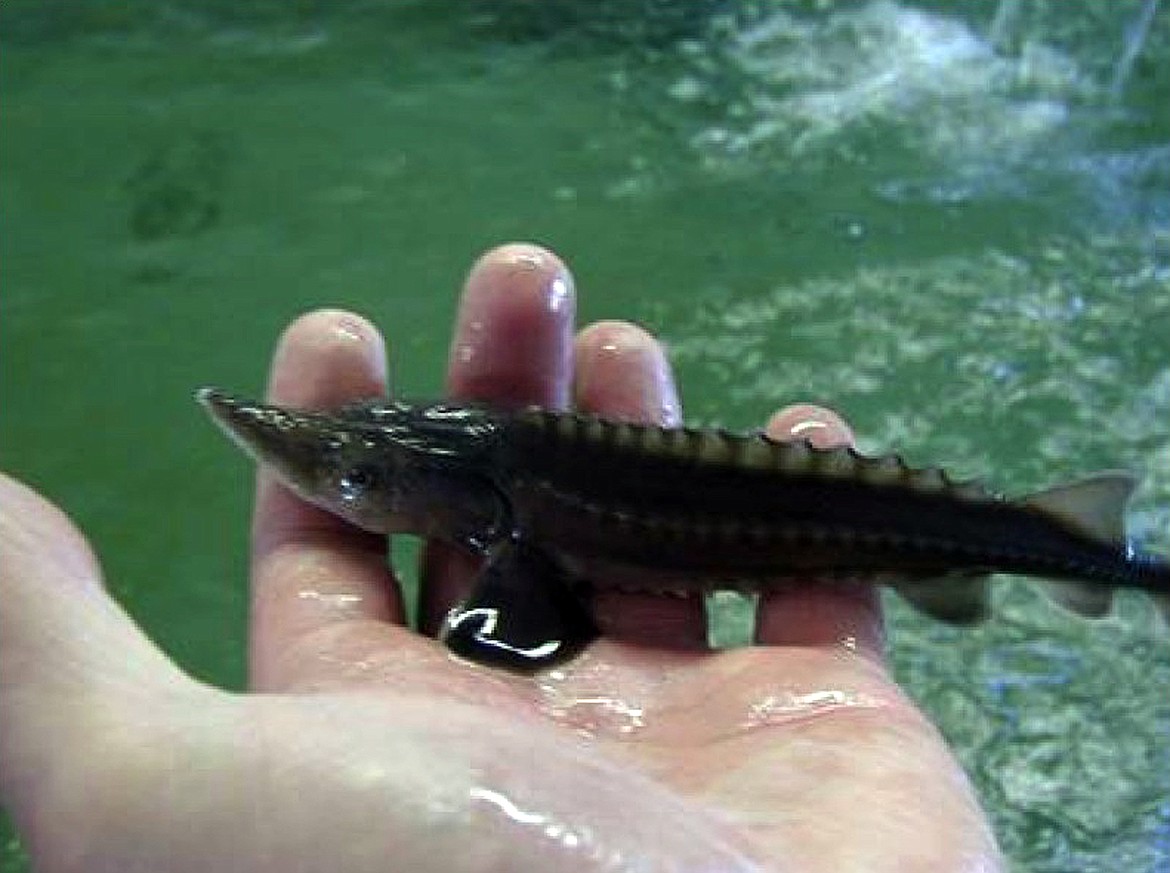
[894,573,991,625]
[1153,593,1170,627]
[1021,471,1136,543]
[440,540,596,673]
[1041,579,1114,618]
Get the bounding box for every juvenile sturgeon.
[198,388,1170,671]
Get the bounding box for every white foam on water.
[675,1,1095,192]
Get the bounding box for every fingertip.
[467,242,571,287]
[450,243,576,396]
[266,308,387,407]
[447,243,576,408]
[574,321,681,426]
[766,404,854,448]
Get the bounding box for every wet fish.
[198,388,1170,671]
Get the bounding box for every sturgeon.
[198,388,1170,671]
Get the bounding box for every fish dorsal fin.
[1022,471,1136,543]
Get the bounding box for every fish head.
[198,389,507,544]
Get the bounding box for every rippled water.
[637,4,1170,869]
[2,1,1168,870]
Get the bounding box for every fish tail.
[1024,471,1170,621]
[1021,471,1136,543]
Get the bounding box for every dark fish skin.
[501,408,1170,594]
[198,389,1170,669]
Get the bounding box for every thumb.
[0,473,188,811]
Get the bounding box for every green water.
[2,2,1168,870]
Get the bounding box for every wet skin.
[0,244,1003,871]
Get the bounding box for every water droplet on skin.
[741,687,885,729]
[331,319,367,344]
[547,275,572,314]
[536,660,654,737]
[536,686,648,737]
[296,589,364,607]
[512,251,545,271]
[790,419,830,438]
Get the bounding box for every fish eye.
[339,465,378,501]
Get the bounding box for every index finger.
[249,309,402,690]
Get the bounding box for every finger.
[446,243,576,409]
[0,473,186,815]
[573,321,708,649]
[250,309,402,691]
[573,321,683,425]
[755,404,886,660]
[419,244,576,635]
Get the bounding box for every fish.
[197,388,1170,671]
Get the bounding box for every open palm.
[0,245,1001,872]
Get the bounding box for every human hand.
[0,244,1003,872]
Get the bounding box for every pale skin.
[0,244,1003,872]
